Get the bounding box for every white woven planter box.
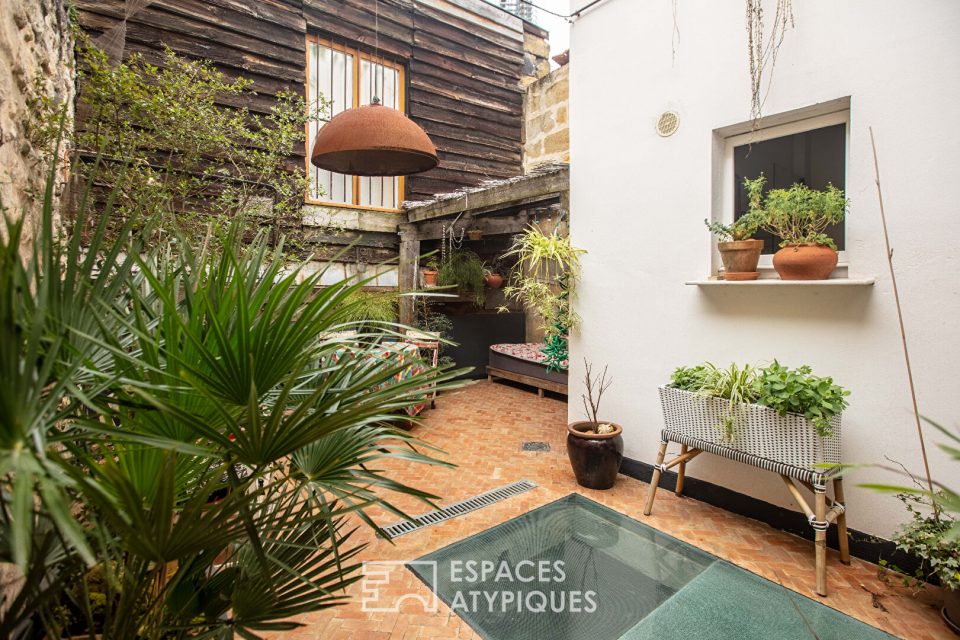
[658,386,842,468]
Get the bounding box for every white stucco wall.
[567,0,960,539]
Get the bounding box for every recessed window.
[733,123,846,254]
[305,36,405,210]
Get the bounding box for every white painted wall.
[567,0,960,538]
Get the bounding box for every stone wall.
[523,63,569,172]
[0,0,74,250]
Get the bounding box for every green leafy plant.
[438,248,486,306]
[0,146,468,637]
[672,362,758,439]
[704,212,761,242]
[754,361,850,437]
[500,226,585,370]
[889,492,960,591]
[340,289,399,325]
[671,361,849,438]
[743,174,848,249]
[30,40,322,248]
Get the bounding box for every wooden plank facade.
[74,0,546,204]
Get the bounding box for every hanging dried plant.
[746,0,794,128]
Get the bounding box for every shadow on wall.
[693,286,875,326]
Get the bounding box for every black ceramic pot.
[943,588,960,635]
[566,421,624,490]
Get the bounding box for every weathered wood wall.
[74,0,544,203]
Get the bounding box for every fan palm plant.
[0,146,468,638]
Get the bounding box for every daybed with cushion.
[487,343,568,397]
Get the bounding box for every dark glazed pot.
[943,588,960,635]
[566,421,624,490]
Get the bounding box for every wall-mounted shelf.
[686,277,876,287]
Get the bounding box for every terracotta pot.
[422,269,439,286]
[467,229,483,241]
[772,244,838,280]
[944,588,960,635]
[483,273,503,289]
[718,239,763,280]
[566,421,624,490]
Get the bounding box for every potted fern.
[439,249,486,305]
[744,174,848,280]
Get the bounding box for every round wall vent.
[656,111,680,137]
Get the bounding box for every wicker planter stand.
[643,386,850,597]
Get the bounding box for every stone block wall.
[523,63,569,172]
[0,0,74,250]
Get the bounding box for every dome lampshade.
[310,102,439,177]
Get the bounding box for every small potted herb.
[567,361,623,490]
[704,212,764,280]
[422,257,439,287]
[744,174,848,280]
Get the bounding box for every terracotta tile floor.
[274,381,950,640]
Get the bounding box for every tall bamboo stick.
[868,127,936,505]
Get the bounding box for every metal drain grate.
[521,441,550,452]
[379,480,537,539]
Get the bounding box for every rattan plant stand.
[643,386,851,597]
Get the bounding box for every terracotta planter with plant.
[744,174,848,280]
[422,258,439,287]
[483,272,503,288]
[467,228,483,241]
[567,362,623,490]
[705,215,763,280]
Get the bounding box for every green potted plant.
[665,360,849,462]
[704,212,764,280]
[422,257,440,287]
[888,493,960,631]
[438,248,486,305]
[744,174,848,280]
[567,361,623,490]
[483,261,504,289]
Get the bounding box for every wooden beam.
[401,210,534,241]
[398,230,420,326]
[406,168,569,222]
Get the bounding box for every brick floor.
[272,381,950,640]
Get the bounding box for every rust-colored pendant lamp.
[310,98,438,176]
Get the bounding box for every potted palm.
[567,361,623,490]
[704,212,764,280]
[744,174,848,280]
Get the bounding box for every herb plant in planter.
[744,174,848,280]
[704,211,763,280]
[567,361,623,490]
[665,360,850,466]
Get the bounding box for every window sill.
[686,277,876,287]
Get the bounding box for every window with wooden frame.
[305,36,406,210]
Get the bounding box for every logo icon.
[361,560,439,613]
